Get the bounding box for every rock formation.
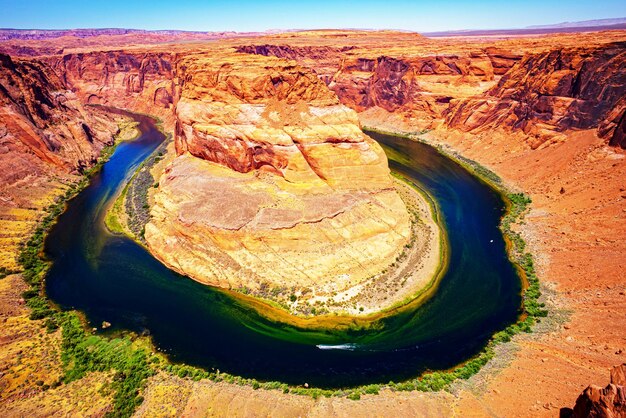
[445,42,626,148]
[0,27,625,417]
[46,51,177,126]
[237,42,507,127]
[145,53,411,306]
[1,44,427,311]
[0,53,118,172]
[564,364,626,417]
[236,36,626,149]
[599,96,626,148]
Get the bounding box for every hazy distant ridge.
[526,17,626,29]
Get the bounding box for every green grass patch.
[104,182,130,235]
[60,313,155,418]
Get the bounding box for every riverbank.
[364,126,546,321]
[360,122,626,416]
[105,132,171,244]
[0,111,145,416]
[46,112,523,387]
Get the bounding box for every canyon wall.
[0,53,119,172]
[236,43,521,128]
[236,40,626,149]
[46,51,177,127]
[446,42,626,148]
[0,53,123,268]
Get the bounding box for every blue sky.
[1,0,625,32]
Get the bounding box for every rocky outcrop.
[236,39,626,149]
[145,53,412,308]
[446,42,626,148]
[173,54,392,188]
[599,96,626,148]
[564,364,626,417]
[483,47,523,75]
[331,54,496,124]
[236,44,356,61]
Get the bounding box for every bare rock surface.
[145,53,416,312]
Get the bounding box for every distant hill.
[0,28,271,41]
[527,17,626,29]
[423,17,626,37]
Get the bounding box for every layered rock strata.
[236,38,626,149]
[45,51,177,127]
[445,42,626,148]
[145,54,414,311]
[236,40,518,129]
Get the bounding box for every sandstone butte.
[143,53,416,315]
[0,28,625,417]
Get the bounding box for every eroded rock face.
[483,47,523,75]
[0,53,121,268]
[174,55,391,189]
[567,364,626,418]
[0,53,118,175]
[46,51,177,125]
[239,44,504,126]
[146,53,410,297]
[339,54,494,112]
[599,96,626,148]
[236,44,356,61]
[236,38,626,149]
[446,42,626,148]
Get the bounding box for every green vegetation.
[121,134,171,242]
[450,152,503,185]
[360,128,547,392]
[61,313,155,418]
[0,266,19,279]
[105,182,130,235]
[174,172,545,399]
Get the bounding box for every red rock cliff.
[235,43,519,127]
[46,51,177,126]
[0,53,119,174]
[445,42,626,148]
